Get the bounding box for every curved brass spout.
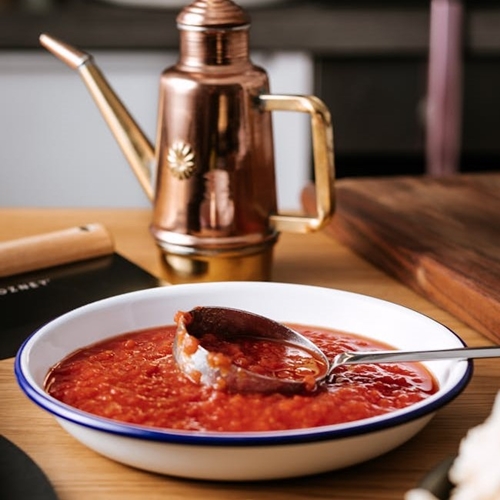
[39,33,155,201]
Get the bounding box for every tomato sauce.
[45,325,438,432]
[193,333,328,384]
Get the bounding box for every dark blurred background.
[1,0,499,181]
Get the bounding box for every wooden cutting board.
[302,173,500,344]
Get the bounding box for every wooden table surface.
[1,207,499,500]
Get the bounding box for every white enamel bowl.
[15,282,471,481]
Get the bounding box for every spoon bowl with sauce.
[174,306,500,394]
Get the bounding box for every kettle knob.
[177,0,250,29]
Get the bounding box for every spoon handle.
[332,346,500,371]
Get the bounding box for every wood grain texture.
[1,207,500,499]
[0,223,114,278]
[302,173,500,344]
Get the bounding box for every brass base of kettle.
[157,240,278,284]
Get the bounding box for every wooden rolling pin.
[0,223,115,278]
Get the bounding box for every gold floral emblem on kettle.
[167,141,196,180]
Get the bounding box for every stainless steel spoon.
[173,306,500,394]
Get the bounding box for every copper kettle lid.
[177,0,250,29]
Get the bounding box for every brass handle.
[259,94,335,233]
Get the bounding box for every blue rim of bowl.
[14,332,473,447]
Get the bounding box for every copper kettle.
[39,0,335,284]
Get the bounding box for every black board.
[0,253,160,360]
